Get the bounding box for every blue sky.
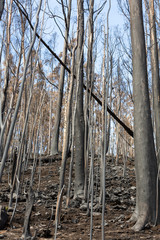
[109,0,124,27]
[48,0,124,55]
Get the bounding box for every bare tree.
[59,39,77,190]
[129,0,158,231]
[148,0,160,164]
[84,0,94,201]
[0,0,13,156]
[0,0,42,181]
[51,0,72,155]
[101,1,111,239]
[74,0,85,197]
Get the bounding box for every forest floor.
[0,154,160,239]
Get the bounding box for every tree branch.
[14,0,134,138]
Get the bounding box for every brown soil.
[0,155,160,240]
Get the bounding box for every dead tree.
[129,0,158,231]
[21,187,35,240]
[0,0,42,181]
[51,0,72,155]
[74,0,85,197]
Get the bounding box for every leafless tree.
[51,0,72,155]
[129,0,158,231]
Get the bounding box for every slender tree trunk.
[74,0,85,197]
[148,0,160,164]
[48,90,52,154]
[0,0,42,181]
[99,25,106,204]
[59,42,77,190]
[129,0,158,231]
[0,0,13,156]
[84,0,94,201]
[106,55,113,153]
[2,0,13,121]
[101,2,111,239]
[116,60,121,165]
[51,0,72,155]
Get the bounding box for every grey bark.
[74,0,85,197]
[106,54,113,153]
[84,0,94,201]
[99,25,106,204]
[51,0,72,155]
[0,1,12,157]
[101,2,111,239]
[59,41,77,190]
[115,60,121,165]
[129,0,158,231]
[148,0,160,164]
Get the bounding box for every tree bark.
[51,0,72,155]
[74,0,85,197]
[21,188,35,239]
[148,0,160,164]
[84,0,94,201]
[59,42,77,190]
[129,0,158,231]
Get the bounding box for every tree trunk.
[51,0,72,155]
[148,0,160,164]
[21,187,35,239]
[129,0,158,231]
[59,42,77,190]
[101,2,111,239]
[74,0,85,198]
[0,0,13,157]
[116,60,121,165]
[106,54,113,153]
[84,0,94,201]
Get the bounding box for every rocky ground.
[0,154,160,239]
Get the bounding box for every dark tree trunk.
[0,0,4,20]
[129,0,158,231]
[22,188,35,239]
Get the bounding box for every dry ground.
[0,154,160,239]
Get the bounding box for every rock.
[0,206,8,230]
